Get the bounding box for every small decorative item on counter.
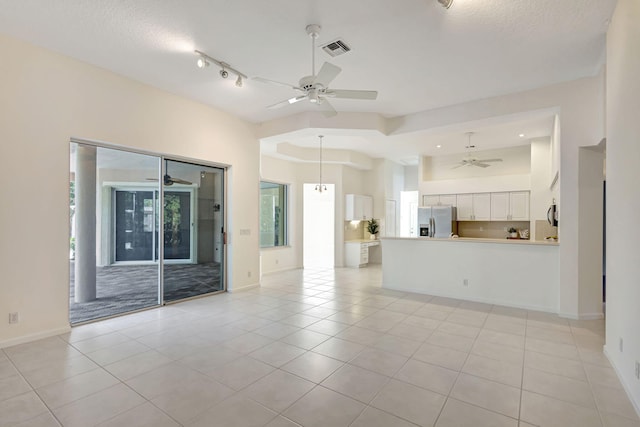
[507,227,518,238]
[519,229,530,239]
[545,236,558,242]
[367,218,379,240]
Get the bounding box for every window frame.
[259,181,289,248]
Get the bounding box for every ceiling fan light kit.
[437,0,454,9]
[194,50,247,87]
[254,24,378,117]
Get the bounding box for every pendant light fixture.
[315,135,327,193]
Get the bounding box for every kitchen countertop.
[345,239,381,244]
[381,236,558,246]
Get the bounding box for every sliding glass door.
[70,143,226,323]
[69,143,161,324]
[163,160,225,302]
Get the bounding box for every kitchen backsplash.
[457,221,531,239]
[344,220,365,240]
[535,220,558,241]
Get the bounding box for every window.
[260,181,288,247]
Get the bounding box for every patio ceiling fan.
[147,160,192,186]
[254,24,378,118]
[452,132,503,169]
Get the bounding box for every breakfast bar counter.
[381,237,559,313]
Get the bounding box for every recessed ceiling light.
[436,145,442,148]
[519,134,525,138]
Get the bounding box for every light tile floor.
[1,266,639,426]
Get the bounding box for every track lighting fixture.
[194,50,247,87]
[196,56,209,68]
[437,0,454,9]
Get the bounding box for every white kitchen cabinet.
[490,191,530,221]
[439,194,457,207]
[456,194,473,220]
[457,193,490,221]
[423,195,440,206]
[490,192,510,221]
[473,193,491,221]
[345,194,373,221]
[423,194,457,207]
[509,191,530,220]
[345,241,379,267]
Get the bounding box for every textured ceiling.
[0,0,616,124]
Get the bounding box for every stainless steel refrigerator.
[417,206,457,238]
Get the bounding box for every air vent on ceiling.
[321,38,351,57]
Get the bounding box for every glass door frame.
[69,138,229,315]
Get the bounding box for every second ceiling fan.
[254,24,378,117]
[452,132,503,169]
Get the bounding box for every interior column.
[74,144,97,302]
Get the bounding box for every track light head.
[437,0,454,9]
[196,56,209,69]
[235,76,243,87]
[220,69,229,79]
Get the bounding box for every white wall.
[383,238,559,313]
[423,145,532,181]
[530,138,552,239]
[259,156,302,274]
[0,34,260,346]
[604,0,640,414]
[403,165,419,191]
[259,155,370,272]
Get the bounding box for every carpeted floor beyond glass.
[69,262,222,324]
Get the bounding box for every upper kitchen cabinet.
[457,193,490,221]
[422,194,457,206]
[345,194,373,221]
[490,191,530,221]
[509,191,530,220]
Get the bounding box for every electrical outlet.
[247,271,252,278]
[463,279,469,286]
[635,361,640,380]
[619,338,624,352]
[275,259,279,265]
[479,227,484,231]
[8,312,19,324]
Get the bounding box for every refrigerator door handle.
[430,217,435,238]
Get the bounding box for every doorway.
[303,183,335,268]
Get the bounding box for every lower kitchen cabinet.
[345,241,380,267]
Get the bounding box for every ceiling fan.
[452,132,503,169]
[254,24,378,118]
[147,160,192,186]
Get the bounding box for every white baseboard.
[557,312,604,320]
[260,266,299,276]
[603,346,640,419]
[383,283,558,314]
[0,326,71,349]
[228,283,260,293]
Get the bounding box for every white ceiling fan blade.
[324,89,378,100]
[473,163,491,168]
[451,164,465,169]
[267,95,308,109]
[318,98,337,118]
[476,158,503,163]
[253,76,302,91]
[313,62,341,87]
